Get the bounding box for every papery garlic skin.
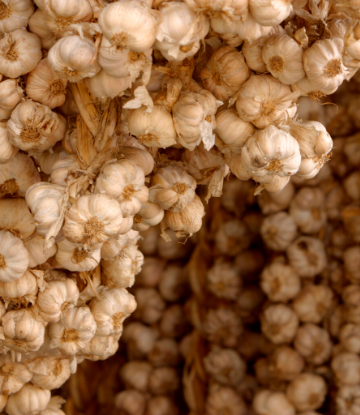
[249,0,292,26]
[27,357,72,390]
[262,34,305,85]
[98,1,159,53]
[85,71,131,99]
[36,0,92,20]
[63,194,124,246]
[235,75,297,129]
[0,79,23,121]
[155,2,209,61]
[6,384,50,415]
[48,306,96,355]
[47,35,101,82]
[0,0,34,33]
[0,29,41,78]
[0,230,29,283]
[55,239,101,272]
[115,146,154,177]
[185,0,248,22]
[90,287,137,336]
[128,105,177,149]
[26,59,68,109]
[7,101,67,153]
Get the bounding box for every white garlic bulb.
[115,146,154,176]
[0,79,23,121]
[98,1,160,52]
[235,75,297,129]
[0,122,17,164]
[200,46,250,101]
[0,198,35,239]
[6,384,50,415]
[128,105,177,149]
[133,202,164,232]
[90,287,136,336]
[47,35,101,82]
[26,59,68,109]
[85,71,131,99]
[7,101,67,153]
[0,29,41,78]
[262,34,305,85]
[63,194,124,246]
[0,230,29,283]
[36,0,92,21]
[0,269,37,300]
[33,150,68,176]
[55,239,101,272]
[100,230,140,260]
[79,334,119,361]
[48,305,96,355]
[28,9,57,50]
[154,2,209,61]
[0,0,34,33]
[185,0,248,22]
[2,308,45,352]
[241,125,301,178]
[249,0,292,26]
[0,357,32,395]
[260,212,297,251]
[36,278,79,323]
[261,303,299,344]
[26,357,72,390]
[49,154,80,186]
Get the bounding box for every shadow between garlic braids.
[0,0,359,413]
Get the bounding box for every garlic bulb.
[28,9,56,50]
[36,0,92,20]
[0,269,37,300]
[0,357,32,395]
[200,46,250,101]
[253,390,295,415]
[262,34,305,85]
[0,198,35,239]
[215,107,254,154]
[0,230,29,283]
[63,194,124,246]
[0,0,34,33]
[303,38,348,95]
[172,89,220,151]
[100,230,139,260]
[206,258,242,300]
[268,346,304,381]
[48,305,96,355]
[128,105,177,148]
[33,150,68,176]
[185,0,248,22]
[115,146,154,177]
[115,390,147,415]
[235,75,297,129]
[241,125,301,178]
[98,1,159,52]
[26,59,68,109]
[0,122,17,164]
[55,239,101,272]
[206,385,247,415]
[2,308,45,352]
[260,212,297,251]
[49,154,80,186]
[0,29,41,78]
[47,35,101,82]
[36,278,79,323]
[27,357,73,390]
[0,79,23,121]
[261,303,299,344]
[155,2,209,61]
[6,384,50,415]
[85,71,131,99]
[90,287,136,336]
[27,234,57,268]
[249,0,292,26]
[133,202,164,232]
[336,386,360,415]
[7,101,67,153]
[294,324,332,365]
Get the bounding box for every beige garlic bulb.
[292,284,333,324]
[253,390,295,415]
[0,230,29,283]
[122,322,159,358]
[286,237,327,278]
[128,105,177,149]
[63,194,124,246]
[268,346,304,381]
[79,333,120,361]
[35,0,92,20]
[0,0,34,33]
[102,244,144,289]
[0,357,32,395]
[340,323,360,353]
[155,2,209,61]
[262,34,305,85]
[241,125,301,179]
[0,269,38,301]
[287,373,327,412]
[332,352,360,386]
[215,219,251,256]
[185,0,248,22]
[249,0,292,26]
[98,1,159,53]
[336,386,360,415]
[206,385,246,415]
[206,258,242,300]
[90,287,136,336]
[27,357,73,390]
[303,38,348,95]
[0,198,35,240]
[2,308,45,352]
[261,303,299,344]
[0,29,41,78]
[115,146,154,176]
[260,262,301,302]
[172,89,221,151]
[294,324,332,365]
[200,46,250,101]
[100,230,139,260]
[235,75,297,129]
[115,390,146,415]
[0,79,23,121]
[48,305,96,355]
[36,278,79,323]
[25,235,57,268]
[96,159,148,218]
[33,150,68,176]
[47,35,101,82]
[55,239,101,272]
[261,212,297,251]
[7,100,67,153]
[26,59,68,109]
[133,202,164,232]
[6,384,50,415]
[0,122,17,164]
[49,154,80,186]
[162,194,205,238]
[28,9,57,50]
[215,107,254,155]
[85,71,131,99]
[149,166,196,212]
[258,182,295,215]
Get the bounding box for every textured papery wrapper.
[205,164,230,202]
[200,120,215,151]
[123,86,154,112]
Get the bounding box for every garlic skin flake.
[0,0,34,33]
[0,29,42,78]
[0,230,29,283]
[98,1,159,53]
[6,384,50,415]
[0,79,23,121]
